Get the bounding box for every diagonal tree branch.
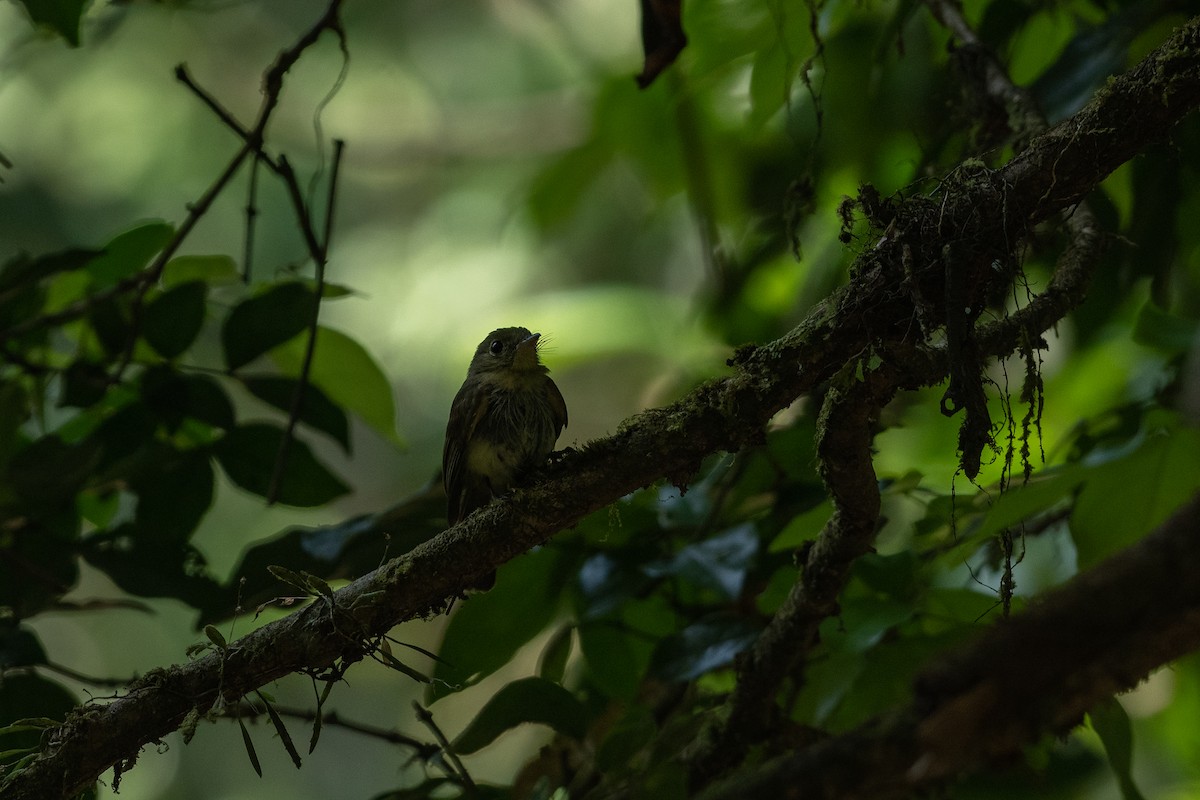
[4,14,1200,800]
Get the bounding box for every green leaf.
[270,325,401,445]
[204,624,227,648]
[132,449,214,542]
[309,680,334,754]
[161,254,240,289]
[304,572,333,598]
[537,625,573,684]
[87,295,132,356]
[597,706,656,773]
[577,552,655,621]
[88,402,158,474]
[0,282,45,333]
[43,269,89,315]
[13,0,89,46]
[637,761,688,800]
[0,625,48,669]
[58,359,110,408]
[685,0,773,78]
[1073,417,1200,568]
[6,434,102,503]
[141,366,235,432]
[1133,301,1198,354]
[237,717,263,777]
[1030,7,1146,122]
[79,488,119,529]
[0,381,30,471]
[643,523,759,599]
[833,593,917,654]
[309,280,357,299]
[649,615,759,682]
[833,631,967,732]
[256,691,302,769]
[578,622,653,701]
[0,718,62,732]
[426,547,564,703]
[923,588,1006,628]
[0,521,81,616]
[81,530,223,609]
[768,500,831,552]
[451,677,587,755]
[214,423,350,507]
[1125,147,1182,294]
[966,465,1086,545]
[242,375,351,453]
[142,281,207,359]
[87,221,175,289]
[791,638,863,725]
[1090,697,1147,800]
[655,483,712,529]
[852,552,921,603]
[222,282,317,370]
[0,674,76,767]
[755,564,797,616]
[0,248,98,294]
[749,39,792,128]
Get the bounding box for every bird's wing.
[443,383,490,524]
[547,377,568,435]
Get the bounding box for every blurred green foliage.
[2,0,1200,799]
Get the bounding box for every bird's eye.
[489,339,504,355]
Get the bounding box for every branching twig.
[413,701,478,796]
[179,40,349,506]
[265,140,344,505]
[924,0,1045,145]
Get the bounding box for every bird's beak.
[514,332,541,369]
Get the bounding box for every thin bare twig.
[225,701,437,757]
[413,701,478,796]
[265,140,345,505]
[174,9,349,505]
[243,153,262,284]
[36,663,138,690]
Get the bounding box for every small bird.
[442,327,568,578]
